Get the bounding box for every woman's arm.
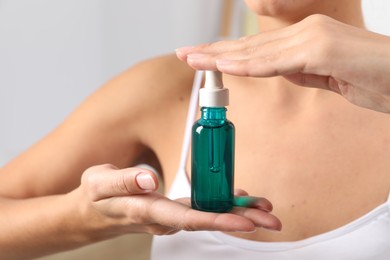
[0,191,85,258]
[0,164,280,259]
[177,14,390,113]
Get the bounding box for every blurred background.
[0,0,389,259]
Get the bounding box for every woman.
[0,0,389,259]
[171,0,390,259]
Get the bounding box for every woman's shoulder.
[126,53,195,109]
[95,53,196,119]
[126,53,195,94]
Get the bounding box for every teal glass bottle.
[191,107,235,212]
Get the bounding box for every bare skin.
[1,0,390,258]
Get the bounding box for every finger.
[166,197,279,231]
[146,196,257,232]
[230,207,282,231]
[83,164,159,201]
[176,39,252,63]
[284,73,336,91]
[295,76,390,113]
[338,84,390,113]
[186,53,219,71]
[176,46,196,61]
[176,22,303,62]
[233,196,273,212]
[213,44,309,78]
[185,35,298,72]
[175,195,273,212]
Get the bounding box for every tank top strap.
[384,190,390,213]
[177,70,204,178]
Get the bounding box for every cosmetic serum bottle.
[191,71,235,213]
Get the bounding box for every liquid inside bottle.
[191,107,235,212]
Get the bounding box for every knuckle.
[80,172,100,201]
[238,35,255,50]
[144,195,164,222]
[299,22,335,63]
[81,164,118,200]
[147,225,175,236]
[245,46,258,56]
[115,173,133,194]
[302,14,334,39]
[100,163,118,170]
[124,198,150,224]
[81,168,99,190]
[304,14,330,25]
[197,42,214,50]
[82,164,116,180]
[238,35,251,44]
[178,209,197,232]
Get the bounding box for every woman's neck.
[257,0,365,32]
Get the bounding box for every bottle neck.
[200,107,227,126]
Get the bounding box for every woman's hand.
[75,164,281,240]
[177,14,390,113]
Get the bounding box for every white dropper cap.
[199,71,229,107]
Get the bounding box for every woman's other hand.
[177,14,390,113]
[74,164,282,239]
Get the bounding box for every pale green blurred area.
[243,8,259,36]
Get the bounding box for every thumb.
[82,164,159,201]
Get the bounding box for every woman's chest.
[229,105,390,241]
[153,94,390,241]
[172,106,390,241]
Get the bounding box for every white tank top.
[151,71,390,260]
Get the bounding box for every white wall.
[0,0,389,166]
[0,0,223,166]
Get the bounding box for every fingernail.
[136,173,156,191]
[239,229,257,234]
[175,46,194,54]
[264,225,282,232]
[265,228,282,233]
